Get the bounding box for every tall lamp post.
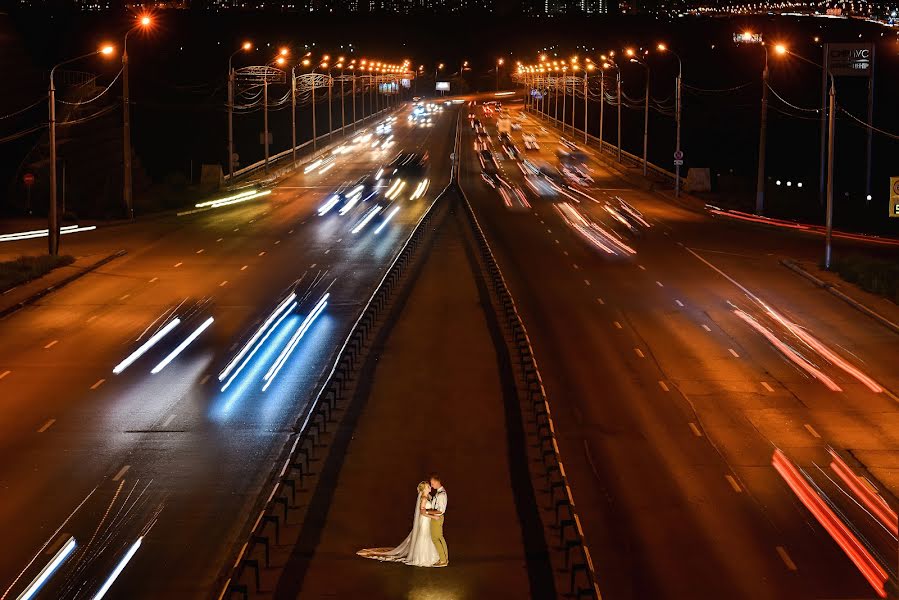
[496,58,504,92]
[602,57,622,163]
[122,14,153,220]
[747,36,786,216]
[658,43,683,197]
[337,57,346,136]
[228,41,253,178]
[626,49,650,177]
[291,55,312,164]
[48,45,115,256]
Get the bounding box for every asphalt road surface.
[0,103,458,599]
[460,100,899,599]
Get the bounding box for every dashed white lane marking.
[86,315,97,323]
[728,348,740,358]
[196,249,205,254]
[288,229,294,234]
[219,280,228,287]
[658,380,670,392]
[563,251,569,256]
[701,324,712,332]
[310,263,317,269]
[275,240,281,245]
[45,534,69,555]
[573,264,580,270]
[90,379,105,390]
[656,281,664,287]
[761,381,775,392]
[44,340,58,349]
[162,414,176,428]
[38,419,56,433]
[638,264,646,271]
[554,239,560,244]
[597,298,604,305]
[119,294,130,301]
[725,474,743,493]
[258,251,266,257]
[240,265,248,271]
[216,238,224,242]
[675,299,684,307]
[149,277,158,283]
[634,348,645,358]
[112,465,130,481]
[546,228,551,233]
[0,370,10,380]
[689,422,703,437]
[324,249,331,255]
[584,280,591,286]
[200,374,210,385]
[804,424,821,439]
[776,546,798,571]
[233,228,239,232]
[336,238,342,243]
[174,262,183,268]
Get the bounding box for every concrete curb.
[0,250,127,320]
[780,258,899,336]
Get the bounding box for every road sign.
[674,159,684,166]
[827,43,873,77]
[890,177,899,218]
[673,150,683,161]
[23,173,35,186]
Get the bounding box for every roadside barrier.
[456,179,603,599]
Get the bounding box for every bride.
[357,481,440,567]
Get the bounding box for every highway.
[0,103,457,599]
[460,100,899,599]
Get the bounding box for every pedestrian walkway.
[273,209,555,599]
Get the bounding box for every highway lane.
[461,101,897,598]
[0,103,458,599]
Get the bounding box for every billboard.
[435,81,450,91]
[379,81,397,94]
[401,78,411,89]
[827,43,873,77]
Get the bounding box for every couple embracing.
[357,473,449,567]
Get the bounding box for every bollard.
[273,495,289,522]
[240,557,261,590]
[281,476,296,504]
[262,514,281,544]
[227,582,249,600]
[250,535,270,568]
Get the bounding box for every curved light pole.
[48,45,115,255]
[626,49,650,177]
[657,43,683,197]
[228,41,253,177]
[122,15,153,220]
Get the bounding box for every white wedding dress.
[357,491,440,567]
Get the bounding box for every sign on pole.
[827,44,873,77]
[673,150,684,161]
[890,177,899,218]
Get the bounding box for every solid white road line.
[804,424,821,439]
[689,422,703,437]
[38,419,56,433]
[761,381,775,392]
[90,379,105,390]
[725,474,743,493]
[776,546,798,571]
[111,465,130,481]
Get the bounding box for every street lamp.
[496,58,504,92]
[657,43,684,197]
[48,45,115,255]
[122,13,153,220]
[337,57,346,135]
[227,40,252,179]
[753,38,786,215]
[603,59,622,163]
[627,54,650,177]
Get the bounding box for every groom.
[422,472,448,567]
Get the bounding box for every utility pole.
[599,70,604,153]
[312,75,317,151]
[48,73,58,256]
[263,78,269,171]
[122,45,133,219]
[571,74,576,135]
[755,58,769,215]
[864,45,875,199]
[341,71,346,135]
[562,74,567,132]
[818,43,828,207]
[617,72,622,162]
[824,77,835,269]
[328,74,333,141]
[352,73,356,129]
[228,69,235,177]
[583,72,588,144]
[642,65,649,177]
[291,67,297,163]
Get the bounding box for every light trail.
[829,449,898,537]
[338,192,363,216]
[90,537,142,600]
[555,202,635,256]
[218,293,297,383]
[113,319,181,374]
[374,206,400,234]
[151,316,214,374]
[733,309,842,391]
[0,225,95,243]
[773,450,887,597]
[220,301,296,392]
[15,536,76,600]
[262,294,328,392]
[303,160,323,174]
[351,206,382,234]
[317,195,340,216]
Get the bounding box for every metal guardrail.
[215,108,462,600]
[524,106,677,185]
[223,106,397,184]
[455,168,603,597]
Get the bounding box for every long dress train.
[357,492,440,567]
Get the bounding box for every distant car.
[522,133,539,151]
[478,149,499,174]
